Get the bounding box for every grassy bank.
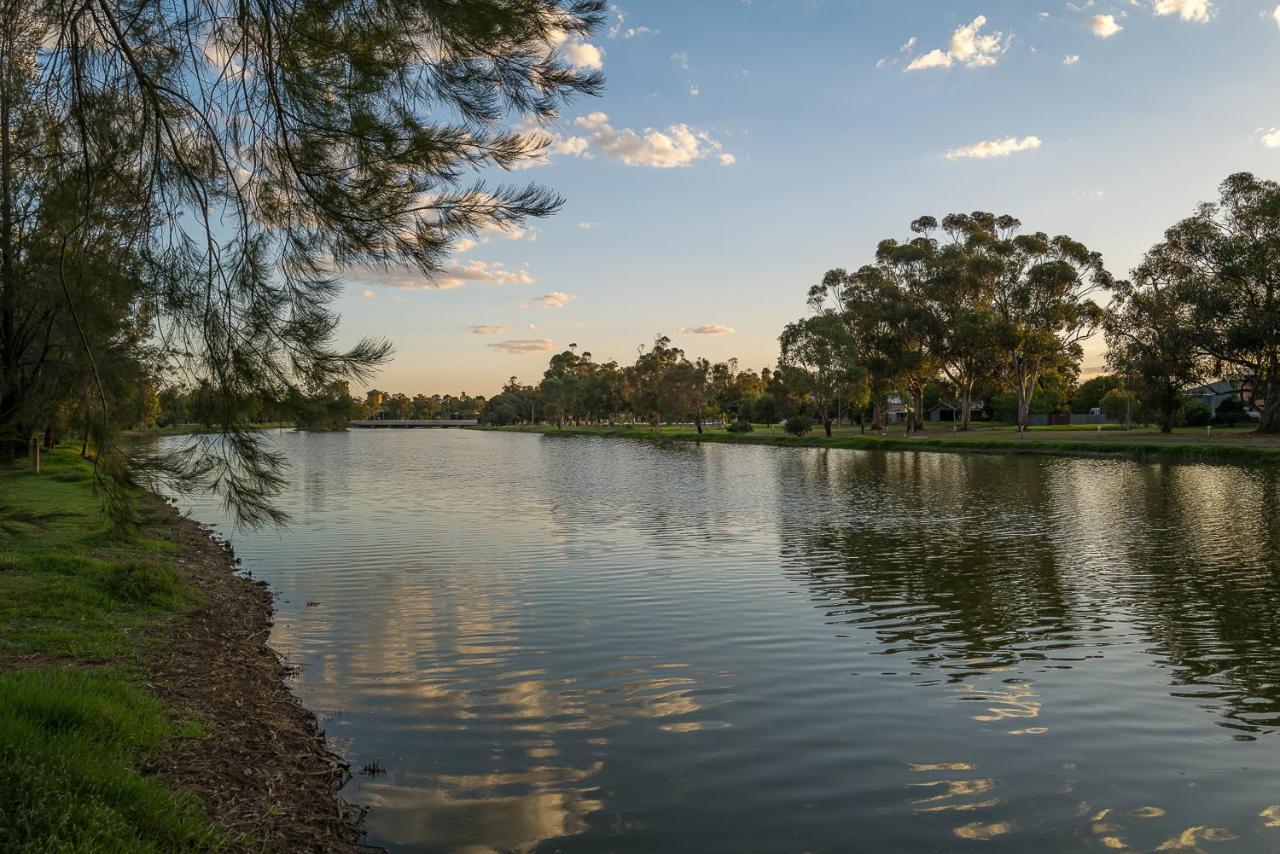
[477,422,1280,464]
[0,449,361,851]
[122,421,293,438]
[0,449,235,850]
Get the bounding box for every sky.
[336,0,1280,397]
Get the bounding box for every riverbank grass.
[0,448,233,851]
[479,422,1280,464]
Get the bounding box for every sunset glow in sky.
[339,0,1280,396]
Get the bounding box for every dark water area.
[171,429,1280,852]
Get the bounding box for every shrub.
[1183,404,1213,427]
[726,418,753,433]
[1212,398,1249,427]
[784,416,811,437]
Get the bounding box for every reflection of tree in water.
[777,448,1280,736]
[777,450,1084,682]
[1096,464,1280,737]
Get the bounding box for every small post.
[30,437,40,474]
[1207,425,1212,440]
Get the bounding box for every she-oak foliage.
[0,0,605,524]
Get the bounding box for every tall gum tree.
[1161,173,1280,433]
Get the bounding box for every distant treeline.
[482,173,1280,436]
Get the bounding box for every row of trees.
[481,173,1278,438]
[776,173,1278,436]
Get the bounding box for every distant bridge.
[350,419,478,429]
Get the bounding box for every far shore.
[473,422,1280,465]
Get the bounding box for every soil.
[140,500,370,852]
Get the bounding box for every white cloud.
[488,339,557,354]
[577,221,597,229]
[718,153,736,166]
[521,291,575,309]
[1091,15,1123,37]
[607,6,657,39]
[689,81,700,97]
[349,259,533,290]
[1260,128,1280,148]
[670,51,689,70]
[361,289,375,299]
[899,36,917,53]
[563,40,604,69]
[1152,0,1213,23]
[1063,54,1081,65]
[677,324,736,335]
[542,112,732,169]
[905,16,1010,72]
[1271,5,1280,27]
[469,324,512,335]
[945,135,1043,160]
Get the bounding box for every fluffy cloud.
[1260,128,1280,148]
[488,338,557,354]
[1091,15,1123,37]
[469,324,512,335]
[1063,54,1081,65]
[905,16,1010,72]
[677,324,736,335]
[542,112,733,169]
[563,40,604,69]
[521,291,575,309]
[945,135,1043,160]
[1152,0,1213,23]
[1271,5,1280,28]
[348,259,533,291]
[607,6,656,39]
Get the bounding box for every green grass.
[0,448,234,851]
[478,422,1280,464]
[0,669,228,852]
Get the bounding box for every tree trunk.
[823,412,832,437]
[960,381,974,431]
[1259,376,1280,434]
[914,385,925,433]
[872,398,883,431]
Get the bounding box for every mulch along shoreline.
[141,500,370,851]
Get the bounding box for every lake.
[172,428,1280,852]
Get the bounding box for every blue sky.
[339,0,1280,396]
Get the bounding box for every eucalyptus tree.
[1157,173,1280,433]
[13,0,605,522]
[1104,248,1206,433]
[945,213,1109,429]
[778,313,857,437]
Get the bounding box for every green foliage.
[1184,404,1213,427]
[1074,375,1123,413]
[1100,387,1137,423]
[726,418,754,433]
[0,668,229,852]
[1213,398,1250,427]
[784,415,812,437]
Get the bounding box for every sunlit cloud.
[533,112,734,169]
[945,136,1042,160]
[1091,15,1123,37]
[904,16,1010,72]
[1259,128,1280,148]
[488,338,557,354]
[677,324,736,335]
[1152,0,1213,23]
[521,291,575,309]
[1063,54,1080,65]
[1271,6,1280,28]
[469,325,512,335]
[348,259,533,290]
[361,289,375,299]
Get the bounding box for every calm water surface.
[173,429,1280,852]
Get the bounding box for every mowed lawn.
[0,449,236,851]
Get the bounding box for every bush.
[1212,398,1249,427]
[726,418,753,433]
[784,416,811,437]
[1183,404,1213,427]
